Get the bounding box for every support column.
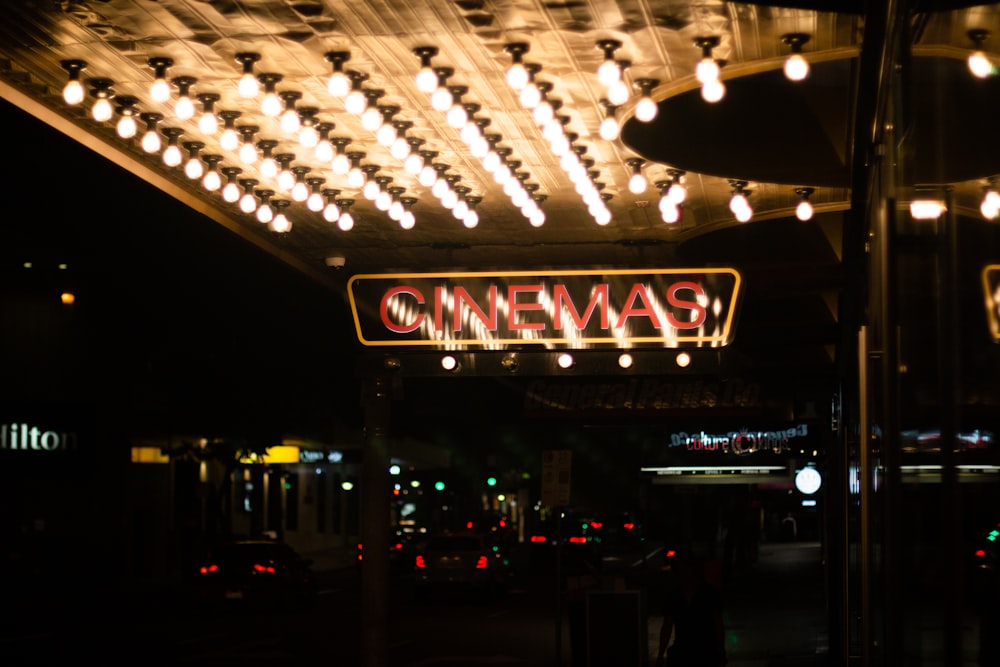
[360,375,393,667]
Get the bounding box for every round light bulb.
[269,213,291,233]
[360,106,382,131]
[519,84,541,109]
[635,96,658,122]
[344,90,367,115]
[117,116,138,139]
[415,66,438,94]
[163,145,182,167]
[280,109,300,134]
[239,141,257,164]
[600,116,620,141]
[239,193,257,213]
[261,92,282,117]
[376,123,396,147]
[701,79,726,103]
[796,199,814,221]
[202,170,221,192]
[983,190,1000,219]
[259,157,278,180]
[332,153,350,175]
[338,211,355,231]
[696,57,720,84]
[328,72,349,97]
[315,140,333,162]
[667,182,687,204]
[63,80,85,105]
[530,209,546,227]
[784,53,810,81]
[323,202,340,223]
[628,172,647,194]
[184,158,204,179]
[506,63,529,90]
[607,79,630,106]
[238,73,259,98]
[278,169,296,191]
[175,96,195,120]
[91,98,113,122]
[299,126,319,148]
[222,182,240,202]
[292,181,309,202]
[256,204,273,223]
[149,78,171,103]
[198,112,218,135]
[446,104,467,129]
[598,59,621,88]
[464,209,479,228]
[402,210,416,229]
[141,130,161,154]
[391,137,412,161]
[219,128,239,151]
[969,50,993,79]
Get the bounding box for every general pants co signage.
[347,268,742,347]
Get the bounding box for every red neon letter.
[665,281,707,329]
[553,284,610,330]
[453,285,498,332]
[381,286,425,333]
[615,283,663,329]
[508,284,545,331]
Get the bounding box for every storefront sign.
[666,424,810,454]
[0,422,78,452]
[347,268,742,348]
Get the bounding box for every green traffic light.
[487,476,497,487]
[434,481,446,491]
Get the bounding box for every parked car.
[189,539,318,610]
[412,530,511,600]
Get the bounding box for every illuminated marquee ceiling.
[2,1,999,382]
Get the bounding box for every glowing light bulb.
[338,211,354,231]
[969,50,993,79]
[784,53,810,81]
[796,199,814,221]
[163,144,182,167]
[92,97,113,123]
[701,79,726,103]
[150,77,171,104]
[141,130,161,154]
[238,72,259,98]
[63,79,85,105]
[198,111,218,135]
[696,57,720,84]
[117,115,137,139]
[202,170,221,192]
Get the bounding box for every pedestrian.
[654,551,727,667]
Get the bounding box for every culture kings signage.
[347,268,742,347]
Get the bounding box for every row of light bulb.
[502,45,612,226]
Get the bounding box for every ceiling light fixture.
[171,76,197,120]
[909,192,947,220]
[694,36,721,83]
[321,188,342,223]
[258,73,283,117]
[237,125,259,164]
[626,157,648,194]
[782,33,812,81]
[665,168,687,204]
[269,199,291,233]
[314,122,335,161]
[238,178,260,213]
[795,187,815,221]
[518,64,543,109]
[114,95,139,138]
[256,139,279,179]
[235,52,262,98]
[656,180,681,223]
[599,99,620,141]
[324,51,351,97]
[219,167,243,204]
[255,189,275,223]
[279,90,302,133]
[306,177,326,212]
[60,59,87,105]
[344,70,370,115]
[161,127,185,167]
[430,67,455,112]
[633,78,659,122]
[220,166,243,202]
[147,57,173,103]
[413,46,440,93]
[596,39,623,88]
[139,112,164,153]
[196,92,220,134]
[330,137,352,174]
[336,198,355,231]
[463,195,482,228]
[183,141,206,179]
[505,42,530,90]
[218,110,242,151]
[291,166,312,202]
[400,196,418,229]
[88,78,115,122]
[968,29,993,79]
[275,153,296,192]
[360,89,386,131]
[201,154,223,191]
[729,179,753,222]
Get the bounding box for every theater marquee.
[348,268,742,348]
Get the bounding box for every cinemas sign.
[348,268,742,347]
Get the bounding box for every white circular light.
[675,352,691,368]
[618,353,634,369]
[441,355,458,371]
[795,467,822,495]
[784,53,810,82]
[635,96,658,122]
[969,50,993,79]
[557,353,575,369]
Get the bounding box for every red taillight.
[392,542,404,551]
[666,549,676,558]
[623,522,635,530]
[415,555,426,569]
[476,555,488,569]
[530,535,547,543]
[252,563,276,573]
[199,564,219,574]
[590,521,603,529]
[568,536,587,544]
[976,549,988,558]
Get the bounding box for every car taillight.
[623,522,635,530]
[591,521,603,529]
[415,555,426,569]
[253,563,277,573]
[976,549,987,558]
[392,542,404,551]
[530,535,547,543]
[199,564,219,574]
[476,555,488,569]
[568,536,587,544]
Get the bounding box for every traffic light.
[486,476,497,487]
[434,480,446,491]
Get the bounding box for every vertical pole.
[360,375,393,667]
[555,508,563,667]
[858,327,871,667]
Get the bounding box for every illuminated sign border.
[347,268,742,348]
